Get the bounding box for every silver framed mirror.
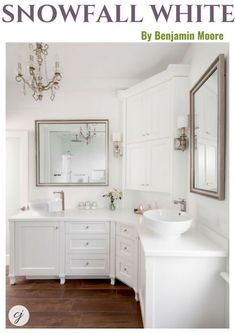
[36,119,109,186]
[190,54,225,200]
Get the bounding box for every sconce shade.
[112,132,121,142]
[177,115,188,129]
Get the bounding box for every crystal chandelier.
[80,124,96,145]
[16,43,62,101]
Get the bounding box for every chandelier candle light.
[16,43,62,101]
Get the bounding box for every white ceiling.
[6,43,190,84]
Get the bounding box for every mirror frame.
[35,119,109,187]
[190,54,225,200]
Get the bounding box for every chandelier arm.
[30,68,40,88]
[16,75,34,90]
[42,80,57,91]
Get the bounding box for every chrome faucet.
[53,190,65,210]
[173,198,186,212]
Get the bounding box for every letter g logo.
[8,305,30,327]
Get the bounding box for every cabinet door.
[148,83,171,140]
[147,139,171,193]
[15,222,59,275]
[126,94,147,143]
[126,142,147,190]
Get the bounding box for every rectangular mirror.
[190,54,225,200]
[36,120,109,186]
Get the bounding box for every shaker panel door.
[15,222,59,275]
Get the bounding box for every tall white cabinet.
[120,65,189,199]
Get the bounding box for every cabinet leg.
[135,291,139,302]
[110,277,115,285]
[9,275,16,285]
[59,276,65,285]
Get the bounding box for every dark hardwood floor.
[6,267,143,328]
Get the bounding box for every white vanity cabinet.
[65,221,110,277]
[9,221,60,284]
[8,210,228,328]
[115,222,139,300]
[9,219,112,285]
[138,236,227,328]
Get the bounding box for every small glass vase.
[109,201,116,211]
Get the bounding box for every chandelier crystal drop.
[16,43,62,101]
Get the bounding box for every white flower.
[103,188,122,201]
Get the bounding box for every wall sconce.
[112,132,122,157]
[174,115,188,152]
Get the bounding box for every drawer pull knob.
[124,267,127,272]
[85,226,89,229]
[123,229,127,232]
[85,242,89,246]
[124,246,128,250]
[85,262,89,266]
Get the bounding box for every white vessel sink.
[143,209,193,240]
[18,210,44,217]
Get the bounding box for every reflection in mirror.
[36,120,109,186]
[190,54,225,200]
[194,69,218,192]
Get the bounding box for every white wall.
[6,85,125,209]
[181,43,229,239]
[6,138,20,255]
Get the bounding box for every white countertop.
[9,208,227,258]
[9,208,139,223]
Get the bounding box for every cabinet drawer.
[66,221,109,234]
[116,257,134,288]
[66,234,109,254]
[116,236,134,261]
[116,223,136,239]
[66,254,109,275]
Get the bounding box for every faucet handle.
[53,190,64,194]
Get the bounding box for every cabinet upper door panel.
[148,82,171,140]
[126,94,146,143]
[126,142,147,190]
[148,139,171,193]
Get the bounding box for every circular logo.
[8,305,30,327]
